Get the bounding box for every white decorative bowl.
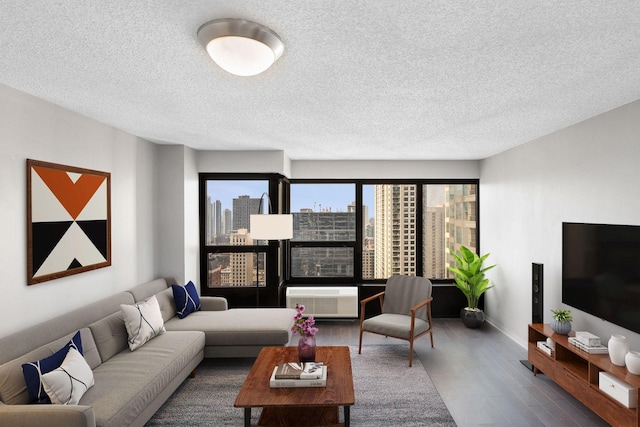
[625,351,640,375]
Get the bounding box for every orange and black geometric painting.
[27,159,111,285]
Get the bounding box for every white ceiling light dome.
[197,18,284,77]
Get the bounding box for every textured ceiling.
[1,1,640,160]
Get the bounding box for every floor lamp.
[250,194,292,307]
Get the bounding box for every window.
[423,183,478,279]
[291,247,355,277]
[363,184,418,279]
[204,180,268,246]
[200,176,479,293]
[199,174,287,296]
[289,183,356,279]
[204,251,264,287]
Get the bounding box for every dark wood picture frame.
[27,159,111,285]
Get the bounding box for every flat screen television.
[562,222,640,335]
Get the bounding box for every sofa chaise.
[0,278,295,427]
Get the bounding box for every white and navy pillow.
[22,331,83,404]
[120,295,165,351]
[171,281,201,319]
[41,347,94,405]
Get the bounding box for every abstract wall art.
[27,159,111,285]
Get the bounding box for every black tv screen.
[562,222,640,335]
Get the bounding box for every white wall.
[481,100,640,350]
[291,160,480,179]
[0,84,160,338]
[184,147,200,284]
[155,145,200,285]
[156,145,186,282]
[196,150,291,177]
[195,155,481,180]
[135,141,160,279]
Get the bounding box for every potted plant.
[550,308,572,335]
[447,245,496,328]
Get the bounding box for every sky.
[206,181,448,222]
[207,181,373,215]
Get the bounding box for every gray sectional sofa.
[0,278,296,427]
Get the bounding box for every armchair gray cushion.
[362,314,430,340]
[381,275,431,320]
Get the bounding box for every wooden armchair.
[358,275,434,367]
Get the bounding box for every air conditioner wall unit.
[286,287,358,318]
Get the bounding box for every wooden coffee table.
[234,345,355,427]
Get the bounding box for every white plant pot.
[626,351,640,375]
[608,334,629,367]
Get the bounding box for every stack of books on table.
[568,332,609,354]
[537,341,554,356]
[269,362,327,388]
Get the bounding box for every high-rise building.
[374,184,417,278]
[233,195,262,232]
[293,211,356,241]
[362,236,375,279]
[207,265,222,288]
[364,217,374,238]
[423,205,445,278]
[223,209,232,235]
[206,196,215,244]
[349,201,369,232]
[206,253,230,287]
[228,229,254,287]
[291,210,356,277]
[445,184,477,271]
[214,199,222,236]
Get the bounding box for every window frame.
[198,173,289,305]
[288,180,359,284]
[197,175,480,304]
[288,178,479,285]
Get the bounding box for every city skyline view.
[203,180,476,288]
[207,181,374,216]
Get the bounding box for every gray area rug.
[146,345,456,426]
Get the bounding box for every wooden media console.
[528,324,640,426]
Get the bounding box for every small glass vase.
[298,334,316,363]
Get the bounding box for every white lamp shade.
[250,214,293,240]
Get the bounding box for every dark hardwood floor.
[292,318,610,427]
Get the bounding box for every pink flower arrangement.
[291,304,318,336]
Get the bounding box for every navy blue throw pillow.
[22,330,83,404]
[172,281,201,319]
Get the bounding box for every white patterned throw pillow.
[41,347,94,405]
[120,295,166,351]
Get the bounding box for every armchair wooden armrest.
[410,296,434,331]
[410,296,433,314]
[360,291,385,307]
[359,291,385,325]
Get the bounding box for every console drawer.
[529,346,555,375]
[589,385,637,427]
[555,365,589,404]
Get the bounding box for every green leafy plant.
[551,309,572,323]
[447,245,495,309]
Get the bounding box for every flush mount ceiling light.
[197,18,284,77]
